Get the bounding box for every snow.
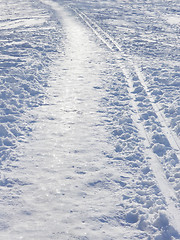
[165,16,180,25]
[0,0,180,239]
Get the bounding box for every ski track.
[72,6,180,232]
[74,7,180,157]
[0,0,180,239]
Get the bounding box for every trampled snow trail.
[0,0,180,239]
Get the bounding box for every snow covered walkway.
[0,0,180,239]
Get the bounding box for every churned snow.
[0,0,180,239]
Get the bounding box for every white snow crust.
[0,0,180,239]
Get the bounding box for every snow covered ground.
[0,0,180,239]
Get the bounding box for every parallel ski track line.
[72,7,180,233]
[134,64,180,159]
[73,7,180,159]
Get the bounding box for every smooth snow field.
[0,0,180,239]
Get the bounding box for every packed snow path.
[0,0,180,239]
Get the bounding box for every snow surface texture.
[0,0,180,239]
